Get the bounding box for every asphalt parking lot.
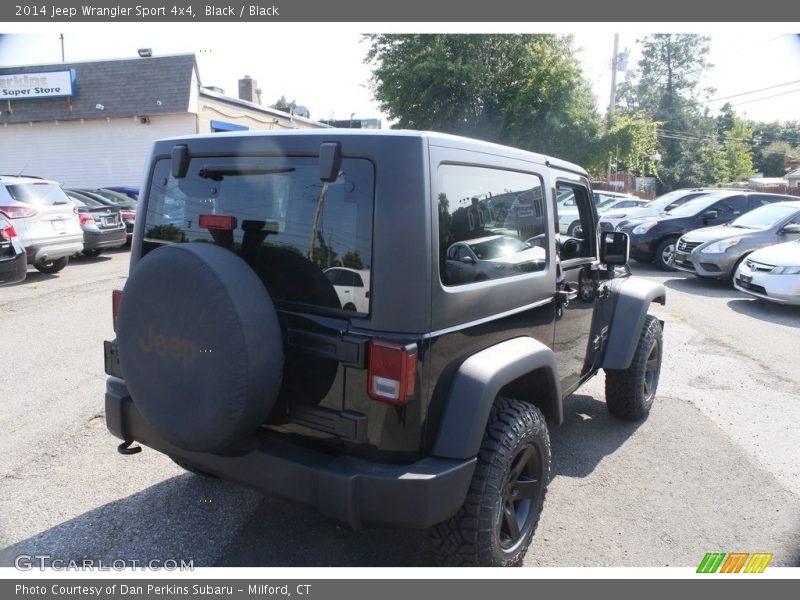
[1,250,798,568]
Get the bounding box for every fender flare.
[431,337,561,460]
[601,277,666,370]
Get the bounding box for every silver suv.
[0,176,84,273]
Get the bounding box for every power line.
[727,87,800,108]
[705,78,800,103]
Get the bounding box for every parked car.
[323,267,371,313]
[102,186,139,201]
[0,175,83,273]
[619,191,795,270]
[600,188,726,232]
[68,188,137,241]
[0,214,27,285]
[558,192,646,235]
[63,190,128,256]
[672,201,800,282]
[734,239,800,305]
[444,235,546,284]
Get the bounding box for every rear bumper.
[0,251,26,285]
[105,377,476,530]
[84,228,128,250]
[27,238,84,263]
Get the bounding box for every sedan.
[0,214,26,285]
[63,191,128,256]
[672,201,800,282]
[444,235,546,285]
[733,239,800,305]
[67,188,137,241]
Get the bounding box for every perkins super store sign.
[0,70,77,99]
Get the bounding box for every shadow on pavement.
[550,393,642,479]
[1,395,643,568]
[662,275,742,299]
[727,298,800,328]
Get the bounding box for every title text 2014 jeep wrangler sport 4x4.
[104,130,665,566]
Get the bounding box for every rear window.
[6,183,72,206]
[143,155,375,315]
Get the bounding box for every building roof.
[0,54,197,124]
[786,168,800,179]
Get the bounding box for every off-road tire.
[605,314,663,421]
[430,397,550,567]
[35,256,69,274]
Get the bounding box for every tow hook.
[117,440,142,455]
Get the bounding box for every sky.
[1,23,799,125]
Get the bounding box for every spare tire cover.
[116,243,284,452]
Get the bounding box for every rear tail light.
[367,340,417,405]
[78,213,95,225]
[120,210,136,220]
[0,225,17,240]
[0,205,38,219]
[199,214,237,230]
[112,289,122,332]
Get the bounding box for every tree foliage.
[364,34,602,167]
[271,95,297,114]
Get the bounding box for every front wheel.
[430,397,550,566]
[654,237,678,270]
[605,314,663,421]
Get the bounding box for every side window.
[717,195,748,216]
[438,164,546,286]
[555,182,596,261]
[752,195,778,208]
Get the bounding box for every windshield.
[645,189,708,210]
[664,194,724,217]
[469,236,530,260]
[144,155,375,314]
[85,189,135,206]
[730,204,798,229]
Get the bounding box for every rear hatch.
[138,151,379,452]
[0,181,83,244]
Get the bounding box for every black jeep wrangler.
[104,130,665,566]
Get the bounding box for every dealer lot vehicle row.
[1,249,798,568]
[0,175,135,285]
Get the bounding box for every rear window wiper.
[197,165,295,180]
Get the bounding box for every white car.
[557,193,645,235]
[733,239,800,305]
[0,176,84,273]
[324,267,371,313]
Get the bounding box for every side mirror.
[703,209,720,222]
[460,255,475,264]
[600,231,629,266]
[781,223,800,235]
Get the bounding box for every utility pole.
[608,33,619,123]
[607,34,619,184]
[59,34,65,62]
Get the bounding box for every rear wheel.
[430,397,550,566]
[35,256,69,274]
[605,315,663,420]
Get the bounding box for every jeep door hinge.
[592,325,609,351]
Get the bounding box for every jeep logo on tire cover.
[139,324,198,368]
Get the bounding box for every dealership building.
[0,53,326,188]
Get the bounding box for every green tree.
[364,34,602,166]
[617,34,712,190]
[600,114,661,178]
[756,141,797,177]
[271,95,297,114]
[723,118,755,181]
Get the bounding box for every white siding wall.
[0,114,197,188]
